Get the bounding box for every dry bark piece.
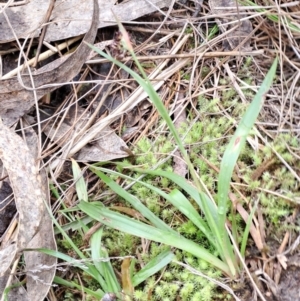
[0,243,17,277]
[0,0,99,126]
[209,0,253,50]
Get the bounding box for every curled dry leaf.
[0,119,57,301]
[0,119,44,252]
[0,0,99,126]
[0,121,57,300]
[23,121,57,301]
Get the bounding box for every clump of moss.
[102,230,140,256]
[133,249,219,301]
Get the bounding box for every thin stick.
[33,0,56,67]
[2,36,82,79]
[86,50,264,65]
[0,256,21,301]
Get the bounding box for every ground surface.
[0,0,300,300]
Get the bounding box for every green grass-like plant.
[78,21,278,281]
[29,162,174,300]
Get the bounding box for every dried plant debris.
[23,122,57,301]
[0,0,173,42]
[75,126,129,162]
[209,0,253,50]
[42,105,129,162]
[173,94,188,177]
[0,0,99,126]
[0,269,30,301]
[0,0,50,43]
[101,293,117,301]
[0,119,56,301]
[0,181,15,236]
[0,122,44,251]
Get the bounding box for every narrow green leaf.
[91,168,174,233]
[218,58,278,220]
[218,58,278,221]
[240,201,258,258]
[92,167,225,257]
[26,248,107,288]
[168,189,214,245]
[216,58,278,276]
[71,158,88,202]
[96,166,212,213]
[78,201,232,276]
[132,249,174,286]
[54,216,94,234]
[91,228,121,293]
[54,276,103,298]
[86,43,204,193]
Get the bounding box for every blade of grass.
[93,166,226,254]
[85,42,203,193]
[71,158,88,202]
[78,201,233,277]
[54,276,103,298]
[240,200,258,258]
[36,199,112,289]
[26,247,108,290]
[217,58,278,224]
[54,216,94,234]
[90,168,175,234]
[93,165,215,215]
[92,167,214,242]
[132,249,174,287]
[91,228,121,293]
[91,166,231,262]
[217,58,278,275]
